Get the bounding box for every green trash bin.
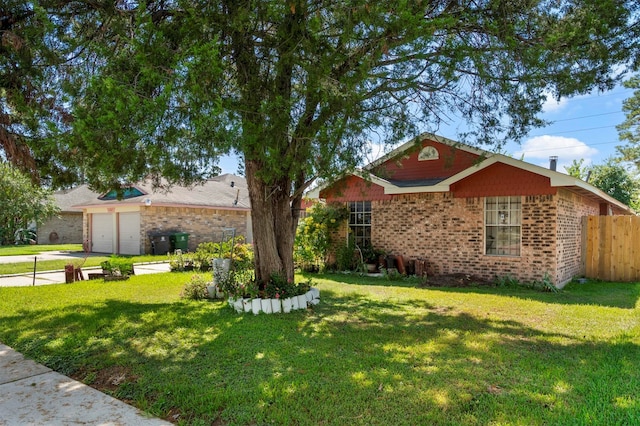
[170,232,190,252]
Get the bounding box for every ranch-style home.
[309,134,634,287]
[70,174,252,255]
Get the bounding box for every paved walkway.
[0,343,171,425]
[0,250,102,265]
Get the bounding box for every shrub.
[168,251,195,271]
[181,274,210,300]
[335,237,358,271]
[100,257,134,276]
[193,236,254,272]
[265,272,296,299]
[294,202,348,271]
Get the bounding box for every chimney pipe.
[549,156,558,171]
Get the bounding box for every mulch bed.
[419,273,495,288]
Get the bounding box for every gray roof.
[54,185,102,212]
[69,174,250,210]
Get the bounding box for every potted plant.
[362,246,385,273]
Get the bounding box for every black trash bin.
[170,232,190,252]
[150,234,171,255]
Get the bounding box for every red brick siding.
[373,139,480,181]
[520,195,557,283]
[556,189,600,285]
[451,163,557,198]
[320,175,392,202]
[365,193,559,284]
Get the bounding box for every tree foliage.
[6,0,640,282]
[0,1,92,187]
[0,162,59,245]
[564,158,639,207]
[618,76,640,169]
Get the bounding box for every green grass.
[0,254,169,275]
[0,273,638,425]
[0,244,83,256]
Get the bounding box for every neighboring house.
[37,185,99,245]
[72,174,252,255]
[309,134,634,287]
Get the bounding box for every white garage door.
[92,213,114,253]
[118,212,141,255]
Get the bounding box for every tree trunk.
[245,159,296,285]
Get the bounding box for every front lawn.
[0,244,83,256]
[0,273,638,425]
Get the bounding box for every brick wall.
[556,189,600,285]
[140,206,250,253]
[38,213,84,244]
[362,192,560,284]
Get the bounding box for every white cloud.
[542,95,569,113]
[515,135,598,173]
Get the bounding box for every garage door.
[119,212,141,255]
[92,213,114,253]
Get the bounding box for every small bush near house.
[181,274,210,300]
[334,236,358,271]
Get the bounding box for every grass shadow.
[1,285,639,425]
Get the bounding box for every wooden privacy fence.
[583,215,640,282]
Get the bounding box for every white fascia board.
[383,184,450,194]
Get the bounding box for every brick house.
[72,174,252,255]
[310,134,633,287]
[37,185,98,245]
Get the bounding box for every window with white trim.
[349,201,371,248]
[485,196,521,256]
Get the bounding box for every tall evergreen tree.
[618,76,640,169]
[9,0,640,283]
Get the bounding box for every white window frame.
[348,200,371,249]
[485,196,521,256]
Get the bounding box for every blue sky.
[217,83,636,177]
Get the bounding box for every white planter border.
[227,288,320,314]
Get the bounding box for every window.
[485,196,521,256]
[98,187,146,201]
[349,201,371,248]
[418,146,439,161]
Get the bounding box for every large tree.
[565,158,640,207]
[28,0,640,283]
[618,76,640,168]
[0,1,91,187]
[0,161,59,245]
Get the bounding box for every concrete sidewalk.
[0,262,171,287]
[0,343,171,425]
[0,250,103,264]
